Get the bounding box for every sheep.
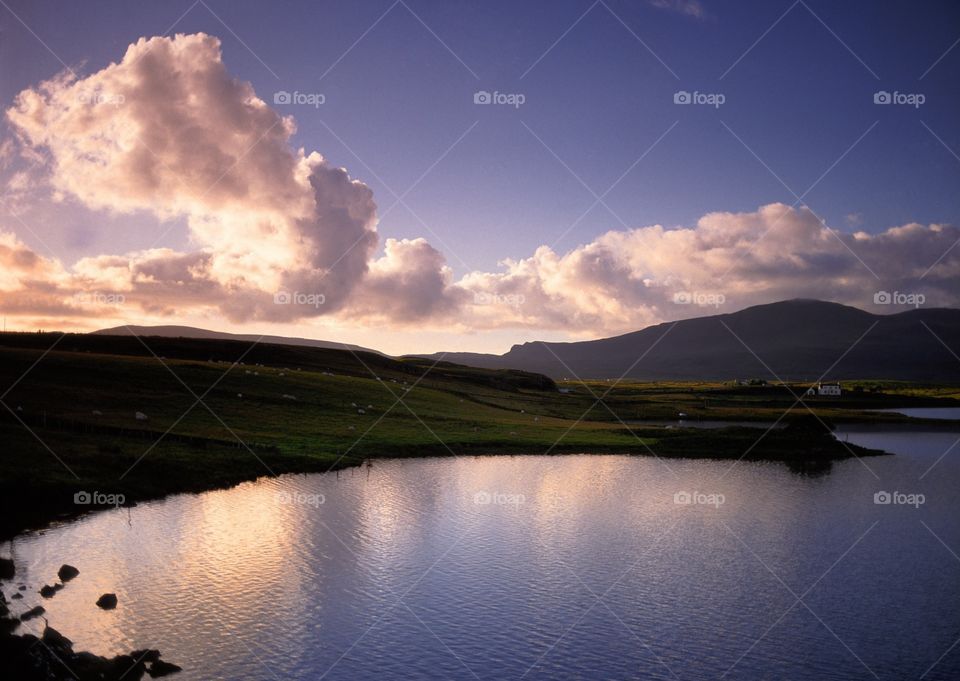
[135,412,148,421]
[357,408,366,415]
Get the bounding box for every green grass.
[1,331,952,538]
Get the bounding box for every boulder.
[58,564,80,582]
[96,593,118,609]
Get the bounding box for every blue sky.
[1,0,959,352]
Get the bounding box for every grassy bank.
[2,332,946,539]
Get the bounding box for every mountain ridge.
[415,300,960,381]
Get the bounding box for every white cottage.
[806,382,841,397]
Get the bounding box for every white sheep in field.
[357,408,366,415]
[282,394,296,400]
[135,412,148,421]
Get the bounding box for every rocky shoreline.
[0,558,181,680]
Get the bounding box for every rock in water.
[57,564,80,582]
[19,605,44,622]
[0,558,14,580]
[96,593,118,609]
[148,659,183,677]
[40,584,62,598]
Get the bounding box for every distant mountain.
[93,325,381,355]
[415,300,960,381]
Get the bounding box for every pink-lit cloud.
[3,33,959,343]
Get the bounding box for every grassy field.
[1,331,956,538]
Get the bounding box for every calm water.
[3,432,960,680]
[868,407,960,420]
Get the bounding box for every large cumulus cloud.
[7,32,378,321]
[3,33,959,339]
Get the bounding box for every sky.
[1,0,959,354]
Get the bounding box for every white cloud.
[3,33,958,343]
[7,33,378,320]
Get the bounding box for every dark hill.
[93,324,380,354]
[416,300,960,381]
